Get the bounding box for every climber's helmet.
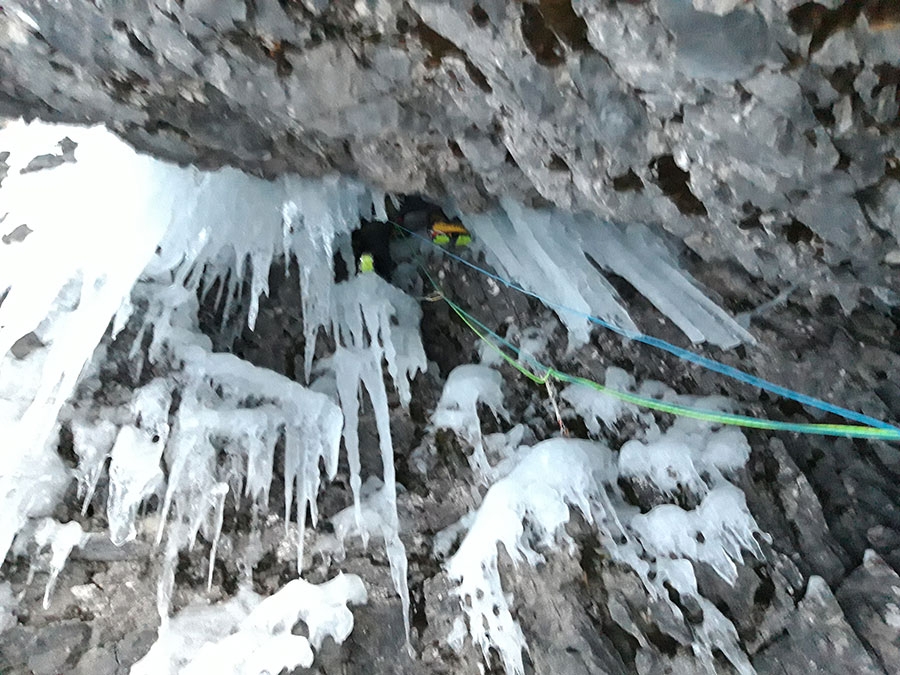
[429,220,472,247]
[358,252,375,274]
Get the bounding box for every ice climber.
[351,196,472,279]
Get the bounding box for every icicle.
[281,176,364,382]
[31,519,86,609]
[107,425,166,546]
[283,426,299,536]
[329,478,411,651]
[156,522,188,625]
[574,217,754,348]
[359,346,412,647]
[328,274,425,644]
[136,311,341,573]
[71,419,118,515]
[293,430,313,567]
[468,199,752,349]
[332,348,366,540]
[466,206,634,348]
[206,483,229,592]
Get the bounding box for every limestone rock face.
[836,551,900,674]
[2,2,900,675]
[753,575,885,675]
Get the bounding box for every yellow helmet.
[358,252,375,274]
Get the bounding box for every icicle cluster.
[0,122,177,563]
[329,274,427,644]
[467,198,753,349]
[0,121,417,639]
[440,370,764,675]
[2,119,765,673]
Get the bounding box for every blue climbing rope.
[393,220,900,434]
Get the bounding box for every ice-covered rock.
[632,485,763,585]
[446,412,762,675]
[446,438,617,675]
[432,364,507,477]
[561,366,638,434]
[1,16,897,662]
[131,574,367,675]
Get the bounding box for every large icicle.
[573,215,754,348]
[0,121,177,563]
[329,273,427,644]
[466,199,752,349]
[466,207,635,348]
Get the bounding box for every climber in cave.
[352,218,394,278]
[389,194,472,247]
[347,195,473,280]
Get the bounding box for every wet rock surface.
[1,1,900,674]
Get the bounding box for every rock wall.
[2,250,900,674]
[2,1,900,674]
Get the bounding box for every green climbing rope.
[429,275,900,442]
